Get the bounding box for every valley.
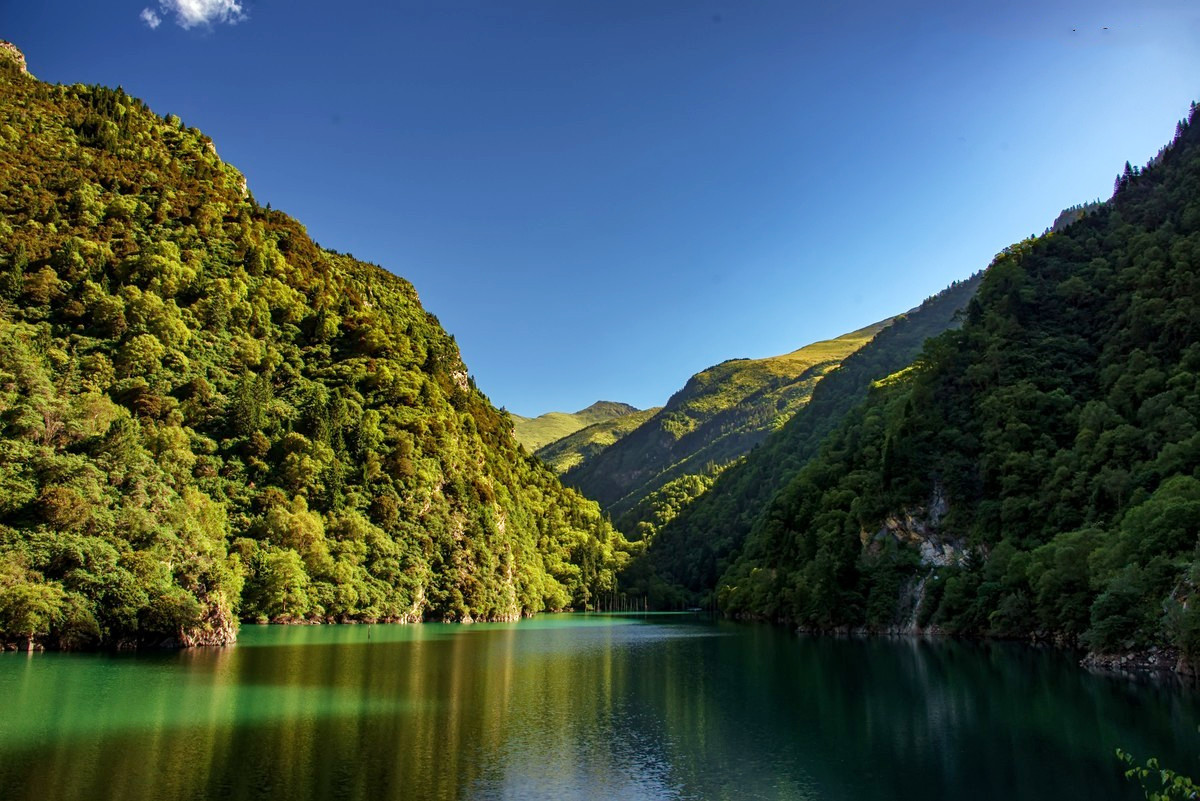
[2,20,1199,801]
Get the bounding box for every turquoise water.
[0,614,1196,800]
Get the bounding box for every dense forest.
[0,49,628,649]
[5,34,1196,669]
[564,321,891,534]
[628,273,982,605]
[718,105,1200,663]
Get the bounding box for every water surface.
[0,614,1196,800]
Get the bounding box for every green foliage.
[0,64,627,648]
[1048,200,1103,234]
[623,472,717,541]
[0,554,66,646]
[1117,749,1200,801]
[632,275,981,604]
[714,105,1200,653]
[566,321,893,537]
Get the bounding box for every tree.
[0,561,66,650]
[0,244,27,299]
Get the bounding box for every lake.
[0,614,1196,800]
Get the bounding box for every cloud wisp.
[140,0,246,31]
[139,8,162,29]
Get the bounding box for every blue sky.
[5,1,1200,416]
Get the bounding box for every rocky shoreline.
[1080,646,1193,677]
[786,622,1198,680]
[1,609,542,652]
[7,613,1196,680]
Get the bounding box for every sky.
[4,1,1200,416]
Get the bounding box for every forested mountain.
[1048,201,1103,234]
[564,322,891,534]
[630,273,982,604]
[0,46,628,649]
[534,406,661,474]
[510,400,639,452]
[718,105,1200,665]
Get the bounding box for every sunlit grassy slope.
[637,273,982,599]
[511,401,641,452]
[535,407,662,474]
[563,319,892,531]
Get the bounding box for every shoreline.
[785,621,1194,680]
[0,608,552,652]
[6,612,1195,681]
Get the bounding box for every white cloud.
[146,0,246,30]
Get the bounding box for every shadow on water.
[0,615,1196,800]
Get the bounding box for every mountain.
[510,401,640,452]
[564,321,892,532]
[717,104,1200,668]
[0,45,628,650]
[534,406,661,474]
[630,273,982,604]
[1048,201,1103,234]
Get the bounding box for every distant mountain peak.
[563,318,896,521]
[578,400,639,416]
[510,400,642,452]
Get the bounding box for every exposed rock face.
[892,575,932,634]
[845,486,1200,677]
[860,483,968,569]
[201,137,250,198]
[859,483,970,634]
[0,41,28,75]
[176,600,239,647]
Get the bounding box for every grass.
[511,401,640,452]
[536,408,662,473]
[562,317,895,521]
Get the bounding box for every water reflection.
[0,616,1195,800]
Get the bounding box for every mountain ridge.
[534,406,662,474]
[0,49,627,649]
[563,320,893,534]
[625,273,983,603]
[714,104,1200,670]
[510,400,641,453]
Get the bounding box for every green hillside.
[534,406,661,474]
[511,400,640,452]
[0,49,628,649]
[564,321,891,532]
[631,273,982,604]
[717,106,1200,665]
[1048,201,1102,234]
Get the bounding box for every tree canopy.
[0,56,628,648]
[718,104,1200,662]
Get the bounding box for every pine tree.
[0,244,27,299]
